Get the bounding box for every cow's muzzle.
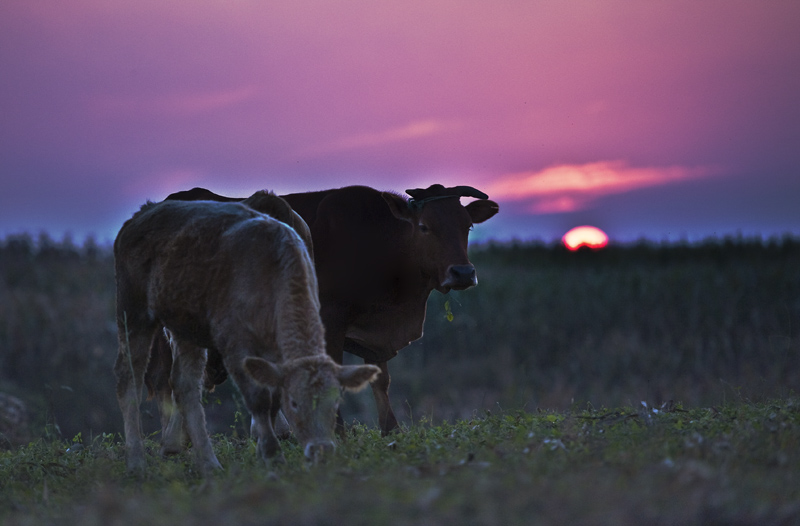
[304,440,336,463]
[441,264,478,291]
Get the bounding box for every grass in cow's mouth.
[1,398,798,525]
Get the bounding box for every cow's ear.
[466,199,499,224]
[243,357,285,387]
[337,364,381,393]
[382,192,413,223]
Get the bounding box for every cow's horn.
[405,185,490,212]
[448,186,489,200]
[405,188,428,199]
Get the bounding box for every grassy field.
[1,398,798,525]
[1,233,799,523]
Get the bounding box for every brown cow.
[159,184,498,436]
[113,199,379,473]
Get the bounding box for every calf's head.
[383,184,499,293]
[244,355,380,462]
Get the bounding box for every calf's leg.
[252,410,291,441]
[144,331,174,435]
[226,355,284,464]
[170,342,222,473]
[149,330,188,456]
[158,330,193,456]
[114,327,157,473]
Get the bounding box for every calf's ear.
[337,364,381,393]
[466,199,499,224]
[243,357,285,387]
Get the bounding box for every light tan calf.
[113,199,378,473]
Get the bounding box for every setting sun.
[562,226,609,251]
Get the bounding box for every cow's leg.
[144,329,173,434]
[252,410,291,441]
[114,325,157,473]
[160,408,186,457]
[147,330,187,456]
[366,360,400,436]
[170,341,222,473]
[320,301,349,435]
[225,355,284,465]
[274,411,292,439]
[159,330,188,456]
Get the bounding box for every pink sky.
[2,1,799,242]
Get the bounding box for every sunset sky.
[2,1,799,243]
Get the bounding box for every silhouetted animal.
[114,198,379,473]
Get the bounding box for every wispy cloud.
[166,86,259,115]
[302,119,460,156]
[486,161,717,214]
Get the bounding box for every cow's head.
[243,355,379,462]
[382,184,499,293]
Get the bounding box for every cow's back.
[282,189,334,229]
[284,186,413,302]
[167,189,314,261]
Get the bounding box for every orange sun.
[562,226,609,251]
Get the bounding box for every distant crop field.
[1,234,799,523]
[1,233,799,440]
[395,238,800,420]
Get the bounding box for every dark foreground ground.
[1,398,799,525]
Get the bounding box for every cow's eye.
[289,398,299,413]
[418,223,430,234]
